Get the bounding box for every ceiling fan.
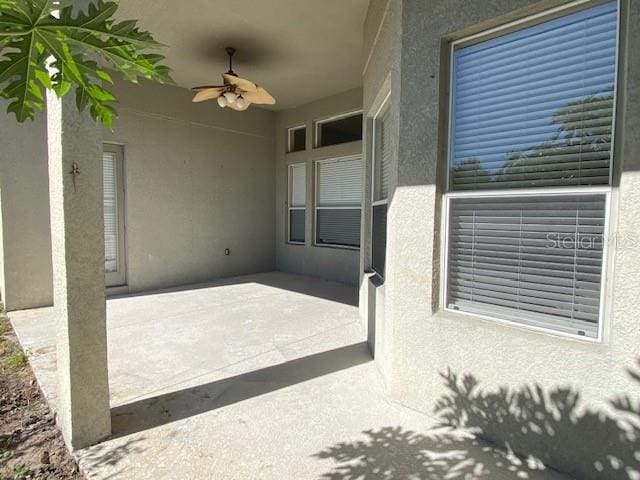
[191,47,275,111]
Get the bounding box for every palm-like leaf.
[0,0,172,126]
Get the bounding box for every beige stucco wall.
[274,89,363,285]
[363,0,640,477]
[0,109,53,311]
[104,79,276,293]
[0,78,276,309]
[360,0,401,386]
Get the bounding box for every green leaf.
[0,0,172,125]
[0,33,49,121]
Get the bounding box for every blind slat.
[316,209,361,247]
[289,163,306,207]
[372,106,391,275]
[447,194,606,338]
[372,204,387,275]
[450,1,617,191]
[318,156,363,206]
[316,156,362,247]
[289,210,305,243]
[103,152,118,273]
[374,107,392,201]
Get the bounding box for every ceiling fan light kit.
[223,91,238,104]
[191,47,275,111]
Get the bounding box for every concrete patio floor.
[10,272,570,480]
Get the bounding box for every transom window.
[315,112,363,148]
[444,1,618,340]
[287,125,306,153]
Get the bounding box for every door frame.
[103,143,127,287]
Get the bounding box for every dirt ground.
[0,313,84,480]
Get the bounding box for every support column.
[46,89,111,449]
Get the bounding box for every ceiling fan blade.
[223,73,258,92]
[241,86,276,105]
[192,87,224,102]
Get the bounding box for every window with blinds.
[103,151,119,273]
[447,194,606,338]
[445,1,617,340]
[372,100,391,276]
[288,163,306,243]
[316,156,362,247]
[374,105,391,201]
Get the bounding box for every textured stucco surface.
[275,89,363,285]
[0,78,277,309]
[361,0,640,478]
[104,79,276,293]
[360,0,400,386]
[46,91,111,449]
[0,108,53,311]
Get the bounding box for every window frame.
[371,91,391,277]
[287,162,306,245]
[314,154,363,250]
[102,142,127,287]
[443,187,612,343]
[314,110,364,149]
[287,124,306,153]
[441,0,621,343]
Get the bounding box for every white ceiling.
[116,0,370,110]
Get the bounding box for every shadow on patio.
[315,360,640,480]
[111,341,371,437]
[315,425,570,479]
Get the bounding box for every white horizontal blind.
[318,156,363,207]
[103,152,118,273]
[375,107,392,201]
[450,1,617,191]
[372,103,391,275]
[317,209,361,247]
[316,156,362,247]
[445,1,617,340]
[289,210,305,243]
[289,163,306,207]
[447,194,606,338]
[372,204,387,275]
[288,163,306,243]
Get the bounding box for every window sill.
[369,268,384,283]
[435,308,605,345]
[314,242,360,251]
[287,241,305,246]
[106,284,129,297]
[285,149,306,157]
[365,270,384,287]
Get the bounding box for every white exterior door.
[103,144,126,287]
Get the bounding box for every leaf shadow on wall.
[315,360,640,480]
